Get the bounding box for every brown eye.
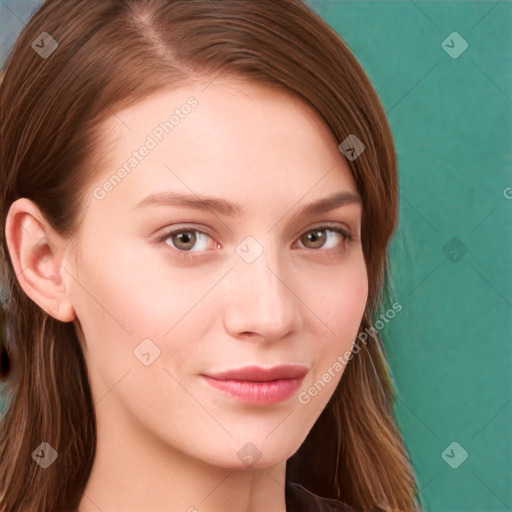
[297,225,352,253]
[157,227,218,260]
[301,229,327,249]
[171,230,197,250]
[156,224,351,262]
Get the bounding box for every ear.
[4,198,76,322]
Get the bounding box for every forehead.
[88,78,357,214]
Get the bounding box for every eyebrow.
[132,190,361,217]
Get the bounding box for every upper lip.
[204,364,309,382]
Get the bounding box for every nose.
[222,239,303,343]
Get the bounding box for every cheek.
[310,257,368,341]
[305,258,367,386]
[75,247,185,334]
[295,261,367,412]
[72,247,221,385]
[69,242,166,372]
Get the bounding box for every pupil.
[307,230,325,248]
[176,231,195,249]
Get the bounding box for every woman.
[0,1,420,511]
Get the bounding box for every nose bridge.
[223,234,302,340]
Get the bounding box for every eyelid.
[154,221,354,260]
[296,221,353,240]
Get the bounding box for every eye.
[296,224,352,253]
[157,227,217,260]
[155,223,353,261]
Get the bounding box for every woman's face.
[66,78,368,469]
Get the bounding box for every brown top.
[286,482,361,512]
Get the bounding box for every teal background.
[1,1,511,511]
[306,1,512,511]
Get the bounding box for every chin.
[187,436,296,471]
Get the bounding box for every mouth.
[201,364,308,405]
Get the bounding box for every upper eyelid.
[158,222,353,246]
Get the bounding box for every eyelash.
[155,223,353,261]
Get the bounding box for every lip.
[202,364,308,405]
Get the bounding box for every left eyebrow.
[293,191,361,217]
[131,190,361,217]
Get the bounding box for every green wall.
[1,1,511,510]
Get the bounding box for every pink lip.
[202,365,308,405]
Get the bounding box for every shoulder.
[285,481,362,512]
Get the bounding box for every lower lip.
[202,376,303,405]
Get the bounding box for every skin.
[6,77,368,512]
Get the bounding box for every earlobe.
[4,198,76,323]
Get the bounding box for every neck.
[77,401,288,512]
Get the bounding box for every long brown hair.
[0,1,419,510]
